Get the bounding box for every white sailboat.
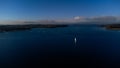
[74,37,77,44]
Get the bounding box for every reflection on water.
[0,25,120,67]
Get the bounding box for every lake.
[0,25,120,67]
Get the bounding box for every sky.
[0,0,120,21]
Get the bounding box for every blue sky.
[0,0,120,20]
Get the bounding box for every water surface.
[0,25,120,67]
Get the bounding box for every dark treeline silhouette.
[0,24,68,32]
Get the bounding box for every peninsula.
[101,24,120,30]
[0,24,68,32]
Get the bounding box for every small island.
[0,24,68,32]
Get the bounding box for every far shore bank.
[0,24,68,32]
[101,24,120,30]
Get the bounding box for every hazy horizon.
[0,0,120,21]
[0,0,120,24]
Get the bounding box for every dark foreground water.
[0,25,120,68]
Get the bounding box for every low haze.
[0,0,120,24]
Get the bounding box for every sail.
[74,37,77,44]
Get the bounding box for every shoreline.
[101,24,120,30]
[0,24,68,32]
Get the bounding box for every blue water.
[0,25,120,67]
